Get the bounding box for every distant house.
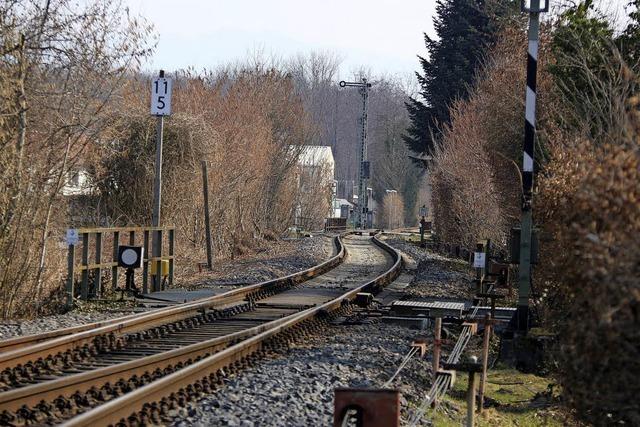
[333,198,353,219]
[297,145,335,178]
[61,167,102,225]
[61,168,93,196]
[292,146,337,229]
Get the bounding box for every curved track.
[0,233,401,426]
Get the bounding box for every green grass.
[424,366,573,426]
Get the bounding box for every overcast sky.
[124,0,632,79]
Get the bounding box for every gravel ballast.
[170,236,477,426]
[0,310,137,341]
[185,236,336,289]
[171,322,434,427]
[381,236,475,299]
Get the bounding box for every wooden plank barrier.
[65,226,175,307]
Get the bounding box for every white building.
[61,168,93,196]
[297,145,335,177]
[333,198,353,218]
[292,145,338,228]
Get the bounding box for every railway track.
[0,232,401,426]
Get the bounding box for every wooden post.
[143,229,150,294]
[66,244,75,307]
[201,160,213,270]
[160,229,164,290]
[478,314,491,413]
[169,228,175,288]
[467,370,477,427]
[81,232,89,300]
[443,360,482,427]
[433,317,442,374]
[154,229,163,292]
[112,231,120,291]
[431,316,442,408]
[94,232,102,297]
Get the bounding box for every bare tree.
[0,0,154,316]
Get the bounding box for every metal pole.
[358,81,369,229]
[517,0,543,332]
[201,160,213,270]
[152,70,165,294]
[339,79,372,230]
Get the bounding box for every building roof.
[334,198,353,208]
[297,145,334,167]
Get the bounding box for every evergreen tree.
[616,0,640,66]
[404,0,507,158]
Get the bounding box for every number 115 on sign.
[150,77,173,116]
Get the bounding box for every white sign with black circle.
[118,245,144,269]
[150,77,173,116]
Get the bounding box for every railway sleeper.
[0,302,258,392]
[0,302,355,425]
[26,313,308,424]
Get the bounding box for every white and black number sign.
[150,77,173,116]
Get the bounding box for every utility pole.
[517,0,548,331]
[150,70,172,292]
[339,78,372,229]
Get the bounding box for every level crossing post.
[517,0,548,332]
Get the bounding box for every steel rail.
[0,235,346,371]
[62,234,401,427]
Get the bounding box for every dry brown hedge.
[536,92,640,425]
[428,20,640,424]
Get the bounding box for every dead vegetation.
[428,8,640,425]
[0,2,333,318]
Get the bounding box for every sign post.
[150,70,172,293]
[65,228,79,307]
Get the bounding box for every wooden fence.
[66,226,175,306]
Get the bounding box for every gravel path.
[171,322,433,427]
